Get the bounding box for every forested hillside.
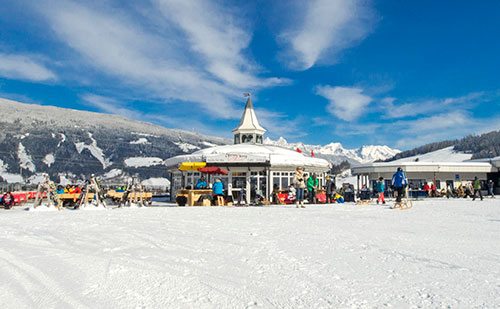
[386,130,500,161]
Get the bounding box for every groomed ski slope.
[0,199,499,308]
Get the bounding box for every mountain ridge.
[0,98,400,184]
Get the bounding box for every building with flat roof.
[351,149,499,193]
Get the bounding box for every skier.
[2,192,15,209]
[375,177,386,204]
[391,167,408,204]
[325,176,336,203]
[487,180,495,198]
[307,173,319,204]
[294,166,306,208]
[472,176,483,201]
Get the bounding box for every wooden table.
[176,189,213,206]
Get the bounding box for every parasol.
[197,166,228,175]
[178,162,206,171]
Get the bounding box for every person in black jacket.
[325,176,336,203]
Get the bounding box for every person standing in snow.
[487,180,495,198]
[472,176,483,201]
[2,192,15,209]
[307,173,319,204]
[391,167,408,203]
[325,176,336,203]
[375,177,386,204]
[294,167,306,208]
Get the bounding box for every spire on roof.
[233,94,266,144]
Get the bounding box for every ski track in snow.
[0,199,498,308]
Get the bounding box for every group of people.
[289,167,343,208]
[374,168,495,202]
[56,184,82,194]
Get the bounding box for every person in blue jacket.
[212,178,224,196]
[375,177,386,204]
[195,176,208,189]
[391,167,408,203]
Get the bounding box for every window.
[256,135,262,144]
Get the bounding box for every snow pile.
[43,153,55,167]
[124,157,164,168]
[174,142,200,153]
[18,142,36,172]
[141,177,170,188]
[0,199,498,307]
[57,133,66,147]
[102,169,123,180]
[201,141,219,147]
[0,159,23,183]
[26,173,48,185]
[130,138,150,145]
[74,133,112,169]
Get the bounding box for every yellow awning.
[178,161,206,171]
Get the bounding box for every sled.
[356,199,371,206]
[392,188,413,210]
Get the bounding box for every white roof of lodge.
[164,143,331,171]
[351,161,495,175]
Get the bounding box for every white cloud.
[0,53,56,81]
[384,92,486,119]
[33,0,287,120]
[279,0,375,70]
[316,85,372,121]
[155,0,288,89]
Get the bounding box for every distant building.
[165,97,331,204]
[352,154,500,193]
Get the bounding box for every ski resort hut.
[165,97,331,204]
[351,161,495,193]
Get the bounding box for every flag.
[311,150,315,157]
[243,92,251,97]
[296,148,302,153]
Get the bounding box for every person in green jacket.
[307,173,319,204]
[472,176,483,201]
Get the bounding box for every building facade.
[165,97,331,204]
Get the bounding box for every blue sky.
[1,0,499,149]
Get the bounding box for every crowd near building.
[352,157,500,195]
[165,97,331,204]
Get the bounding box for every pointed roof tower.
[232,96,266,144]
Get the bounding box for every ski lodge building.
[164,97,331,204]
[351,154,500,193]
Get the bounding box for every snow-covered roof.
[165,143,331,171]
[232,97,266,134]
[392,147,472,163]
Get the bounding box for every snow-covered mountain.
[0,98,400,184]
[264,137,400,164]
[0,98,228,184]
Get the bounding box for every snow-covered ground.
[0,199,498,308]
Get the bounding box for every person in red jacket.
[430,183,437,197]
[423,182,430,196]
[2,192,15,209]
